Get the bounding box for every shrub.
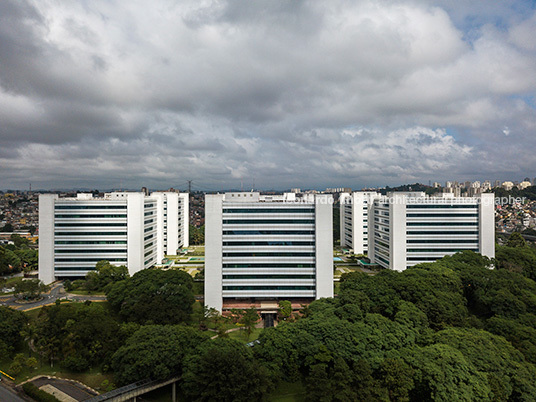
[62,355,90,372]
[22,382,61,402]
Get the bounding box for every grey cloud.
[1,0,535,189]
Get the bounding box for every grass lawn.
[3,276,24,287]
[269,381,306,402]
[67,289,106,296]
[227,327,263,342]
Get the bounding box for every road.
[0,282,106,311]
[0,382,26,402]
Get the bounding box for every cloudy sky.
[1,0,535,191]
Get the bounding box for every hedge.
[22,382,61,402]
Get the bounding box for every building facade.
[39,191,188,283]
[368,192,495,271]
[205,192,333,312]
[340,192,380,254]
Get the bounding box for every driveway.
[0,283,106,311]
[0,382,27,401]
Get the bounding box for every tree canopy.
[106,269,195,324]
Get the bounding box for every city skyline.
[1,1,535,190]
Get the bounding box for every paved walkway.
[31,377,98,402]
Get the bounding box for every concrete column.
[205,194,223,312]
[315,194,334,299]
[38,194,57,284]
[390,195,407,272]
[172,382,177,402]
[479,193,495,259]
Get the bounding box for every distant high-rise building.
[368,192,495,271]
[205,192,333,312]
[502,181,514,191]
[39,191,188,283]
[519,181,532,190]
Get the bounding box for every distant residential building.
[340,192,380,254]
[38,192,188,283]
[205,192,333,313]
[325,187,352,193]
[290,188,301,193]
[494,180,502,188]
[368,192,495,271]
[432,182,441,188]
[502,181,514,191]
[482,181,492,191]
[519,181,532,190]
[443,187,461,197]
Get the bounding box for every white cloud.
[0,0,535,189]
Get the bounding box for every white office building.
[39,192,189,283]
[205,192,333,312]
[340,192,380,254]
[368,192,495,271]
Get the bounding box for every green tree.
[182,338,271,402]
[378,358,414,401]
[495,244,536,281]
[14,279,47,300]
[434,327,536,400]
[0,246,22,274]
[106,269,195,324]
[278,300,293,321]
[85,260,129,291]
[506,232,527,248]
[14,248,38,272]
[112,325,209,385]
[0,307,27,355]
[0,223,14,232]
[189,224,205,245]
[240,308,260,339]
[10,234,30,248]
[33,303,122,369]
[406,344,491,401]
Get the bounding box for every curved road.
[0,282,106,311]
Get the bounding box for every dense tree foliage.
[33,303,122,369]
[182,338,271,402]
[189,224,204,245]
[0,306,27,356]
[0,245,22,274]
[492,185,536,201]
[252,250,536,400]
[0,235,37,274]
[14,279,47,300]
[106,269,195,324]
[496,234,536,281]
[4,247,536,401]
[84,260,129,291]
[112,325,209,385]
